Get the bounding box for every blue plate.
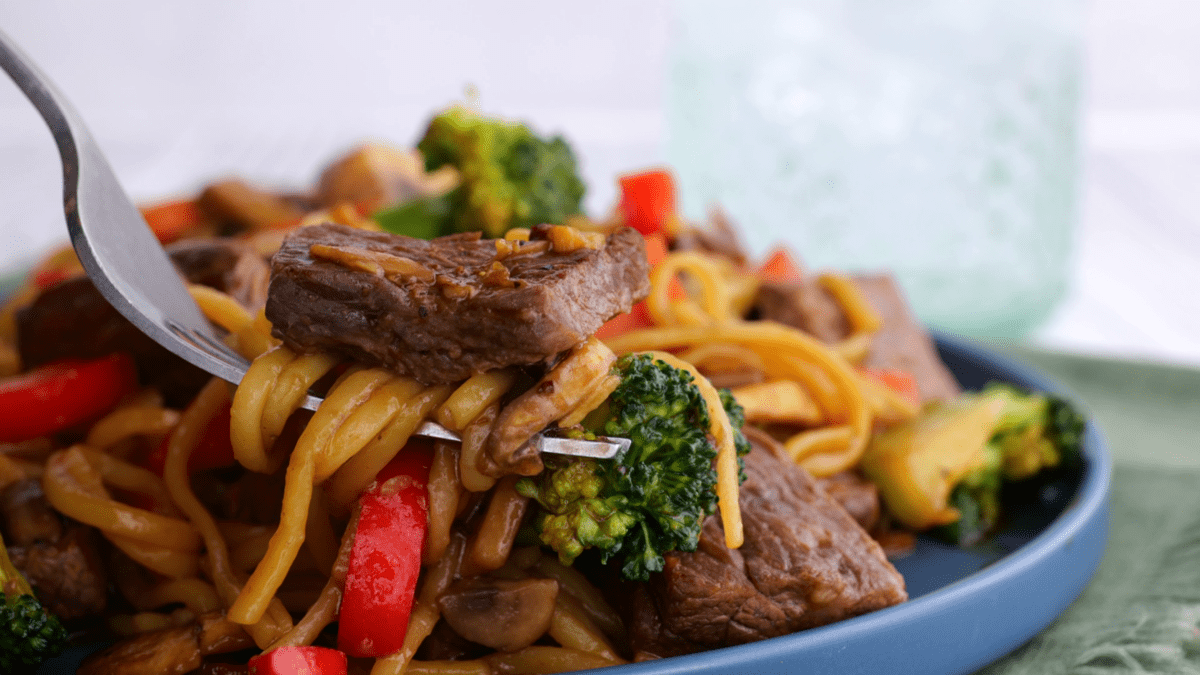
[39,333,1110,674]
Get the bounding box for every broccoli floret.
[517,354,750,581]
[380,105,586,239]
[984,383,1086,480]
[0,531,68,672]
[935,384,1086,545]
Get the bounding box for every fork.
[0,30,624,460]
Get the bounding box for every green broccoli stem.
[0,531,34,598]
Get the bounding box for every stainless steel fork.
[0,30,624,460]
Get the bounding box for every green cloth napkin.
[980,348,1200,674]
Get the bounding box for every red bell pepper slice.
[0,353,137,443]
[618,169,676,236]
[140,198,203,244]
[756,246,804,284]
[338,440,434,658]
[861,368,922,407]
[146,402,236,476]
[247,645,347,675]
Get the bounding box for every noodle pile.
[0,218,915,674]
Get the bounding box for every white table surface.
[1,0,1197,367]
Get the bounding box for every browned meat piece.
[644,433,906,649]
[16,238,272,406]
[852,274,960,402]
[752,280,850,343]
[198,179,306,232]
[166,238,270,310]
[266,223,649,384]
[79,611,252,675]
[815,471,881,531]
[8,524,107,620]
[0,478,62,546]
[79,626,200,675]
[626,584,703,661]
[672,207,751,268]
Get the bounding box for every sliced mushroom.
[437,577,559,652]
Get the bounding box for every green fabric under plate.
[980,347,1200,674]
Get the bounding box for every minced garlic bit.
[545,225,605,253]
[310,243,435,282]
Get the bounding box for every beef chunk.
[8,524,107,620]
[672,207,751,268]
[166,238,270,310]
[644,431,906,649]
[751,271,959,403]
[266,223,649,384]
[16,238,270,406]
[752,280,849,343]
[815,471,881,531]
[16,276,209,406]
[0,478,62,546]
[852,274,960,402]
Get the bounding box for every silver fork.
[0,30,624,461]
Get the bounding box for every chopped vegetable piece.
[643,232,669,266]
[146,402,235,476]
[417,105,587,238]
[373,192,457,240]
[756,246,804,284]
[248,645,347,675]
[0,353,137,443]
[338,441,433,658]
[0,530,68,672]
[618,169,675,236]
[517,354,750,581]
[861,368,921,408]
[593,300,654,341]
[139,199,203,244]
[860,396,1006,530]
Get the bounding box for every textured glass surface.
[668,0,1084,338]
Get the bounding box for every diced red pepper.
[643,232,669,267]
[0,353,137,443]
[594,300,654,341]
[29,246,83,289]
[140,199,203,244]
[146,402,236,476]
[861,368,922,407]
[247,645,347,675]
[756,246,804,284]
[338,440,434,658]
[618,169,676,236]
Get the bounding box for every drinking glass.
[668,0,1084,338]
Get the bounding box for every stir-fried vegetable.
[0,530,68,672]
[338,442,433,658]
[517,354,749,581]
[0,353,137,443]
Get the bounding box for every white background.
[1,1,1197,366]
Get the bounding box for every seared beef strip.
[752,280,849,344]
[751,272,959,402]
[266,223,649,384]
[16,238,270,406]
[8,524,107,620]
[642,429,906,650]
[166,238,270,310]
[852,274,960,402]
[814,470,881,532]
